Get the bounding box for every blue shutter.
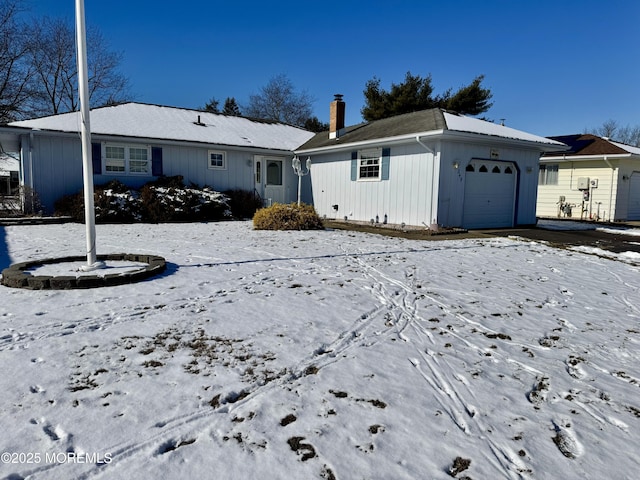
[152,147,163,176]
[381,147,390,180]
[91,142,102,174]
[350,151,358,181]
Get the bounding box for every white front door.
[262,157,285,205]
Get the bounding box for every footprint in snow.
[551,420,583,459]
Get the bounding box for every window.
[358,149,381,180]
[266,160,282,185]
[208,150,226,170]
[129,147,149,173]
[104,144,151,175]
[539,164,558,185]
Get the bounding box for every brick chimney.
[329,94,345,139]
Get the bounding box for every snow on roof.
[10,103,315,151]
[442,112,564,146]
[610,139,640,156]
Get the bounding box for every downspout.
[28,131,34,192]
[603,156,614,222]
[416,136,438,227]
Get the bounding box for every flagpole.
[75,0,98,268]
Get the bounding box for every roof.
[9,102,315,152]
[542,134,640,158]
[296,108,564,152]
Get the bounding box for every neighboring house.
[295,96,566,229]
[0,153,20,197]
[537,134,640,222]
[4,103,314,213]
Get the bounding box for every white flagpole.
[75,0,98,268]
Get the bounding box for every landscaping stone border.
[1,254,166,290]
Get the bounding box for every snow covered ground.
[0,221,639,480]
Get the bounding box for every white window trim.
[539,163,559,186]
[103,143,152,176]
[357,148,382,182]
[208,150,227,170]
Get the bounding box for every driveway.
[482,220,640,255]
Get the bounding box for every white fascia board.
[295,130,444,155]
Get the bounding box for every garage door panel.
[462,160,516,229]
[628,174,640,220]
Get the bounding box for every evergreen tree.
[202,97,219,113]
[361,71,492,121]
[222,97,241,116]
[303,116,329,133]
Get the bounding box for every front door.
[256,157,285,205]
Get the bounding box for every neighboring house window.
[104,144,151,175]
[358,149,381,180]
[539,164,558,185]
[208,150,226,170]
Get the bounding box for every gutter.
[297,128,566,156]
[541,153,632,162]
[415,136,438,226]
[296,130,446,155]
[603,155,615,222]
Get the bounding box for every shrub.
[224,189,264,219]
[140,176,231,223]
[54,176,231,223]
[253,203,323,230]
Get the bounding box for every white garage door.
[462,160,516,229]
[628,173,640,220]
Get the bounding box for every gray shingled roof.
[298,109,447,151]
[297,108,564,152]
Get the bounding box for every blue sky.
[25,0,640,137]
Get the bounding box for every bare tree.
[25,16,130,116]
[0,0,31,122]
[587,119,640,147]
[245,74,313,127]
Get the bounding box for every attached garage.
[296,98,566,230]
[628,172,640,221]
[462,160,517,229]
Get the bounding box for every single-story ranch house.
[295,96,566,229]
[2,103,314,212]
[537,134,640,222]
[2,99,569,229]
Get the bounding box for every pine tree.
[361,71,492,121]
[222,97,241,116]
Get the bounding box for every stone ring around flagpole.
[0,253,166,289]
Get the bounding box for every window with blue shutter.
[91,142,102,174]
[152,147,163,176]
[353,147,388,181]
[381,147,390,180]
[351,151,358,181]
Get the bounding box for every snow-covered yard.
[0,221,638,480]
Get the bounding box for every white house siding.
[309,143,438,226]
[24,134,85,213]
[537,161,620,221]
